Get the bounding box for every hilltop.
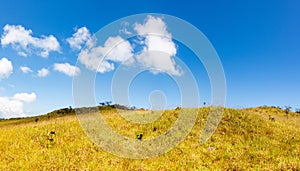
[0,104,130,127]
[0,106,299,170]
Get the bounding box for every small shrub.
[268,115,275,121]
[153,127,157,131]
[175,107,181,110]
[136,133,143,140]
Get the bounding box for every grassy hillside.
[0,107,299,170]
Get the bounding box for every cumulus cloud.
[134,16,172,38]
[37,68,49,77]
[1,24,60,57]
[20,66,33,73]
[134,15,182,76]
[77,16,182,76]
[0,92,37,118]
[0,97,24,118]
[54,63,80,76]
[0,57,13,79]
[13,92,36,103]
[67,27,91,50]
[78,36,133,73]
[136,51,182,75]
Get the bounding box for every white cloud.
[37,68,49,77]
[0,92,37,118]
[119,21,132,35]
[78,36,133,73]
[1,24,60,57]
[13,92,36,103]
[18,51,27,57]
[134,16,172,38]
[136,51,182,75]
[54,63,80,76]
[20,66,33,73]
[77,16,182,76]
[67,27,91,50]
[105,36,134,62]
[0,97,24,118]
[0,57,13,79]
[134,15,182,76]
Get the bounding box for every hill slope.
[0,107,299,170]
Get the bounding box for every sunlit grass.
[0,107,299,170]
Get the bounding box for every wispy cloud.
[20,66,33,74]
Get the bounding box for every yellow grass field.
[0,107,300,170]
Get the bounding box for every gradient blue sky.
[0,0,299,118]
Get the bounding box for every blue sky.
[0,0,299,118]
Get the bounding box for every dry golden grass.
[0,107,299,170]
